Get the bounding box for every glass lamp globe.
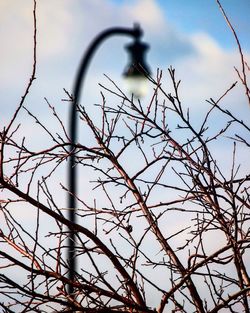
[123,39,151,98]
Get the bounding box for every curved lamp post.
[68,24,150,295]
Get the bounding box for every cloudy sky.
[1,0,249,194]
[1,0,249,226]
[0,0,250,308]
[1,0,249,253]
[1,0,250,122]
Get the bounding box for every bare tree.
[0,1,249,312]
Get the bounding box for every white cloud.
[0,1,33,87]
[0,0,74,87]
[191,32,224,57]
[0,0,74,58]
[170,32,250,114]
[122,0,166,31]
[37,0,74,58]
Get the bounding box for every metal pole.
[67,24,143,296]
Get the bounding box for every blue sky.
[1,0,249,119]
[1,0,249,220]
[1,0,250,229]
[111,0,250,49]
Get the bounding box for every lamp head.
[123,39,151,98]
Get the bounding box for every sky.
[1,0,249,198]
[0,0,250,309]
[1,0,250,120]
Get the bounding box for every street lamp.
[67,24,150,296]
[123,38,151,97]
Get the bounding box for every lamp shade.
[123,39,151,98]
